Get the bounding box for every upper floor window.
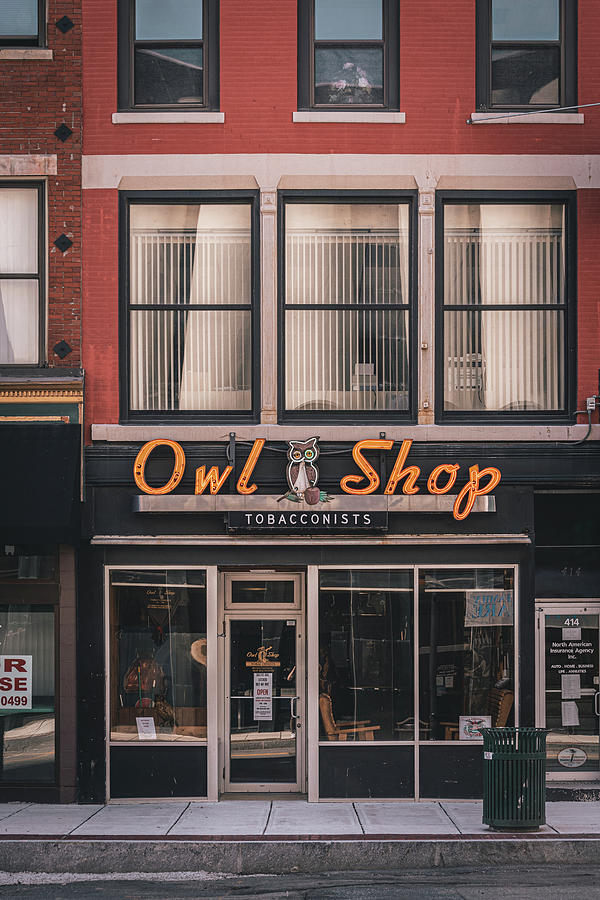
[0,183,44,366]
[476,0,577,110]
[281,193,415,420]
[121,192,258,421]
[0,0,43,46]
[437,193,575,422]
[298,0,399,109]
[118,0,219,110]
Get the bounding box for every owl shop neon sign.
[133,438,501,522]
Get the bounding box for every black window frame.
[0,181,45,370]
[117,0,220,112]
[0,0,44,48]
[435,190,577,425]
[119,189,260,424]
[278,189,418,424]
[476,0,577,111]
[297,0,400,111]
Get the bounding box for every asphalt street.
[1,866,600,899]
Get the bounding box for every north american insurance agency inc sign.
[132,437,502,530]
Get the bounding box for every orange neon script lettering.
[384,440,420,495]
[237,439,265,494]
[340,439,394,495]
[427,463,459,495]
[133,439,186,495]
[453,466,501,521]
[195,466,233,495]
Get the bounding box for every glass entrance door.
[536,603,600,780]
[224,575,304,792]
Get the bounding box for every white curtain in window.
[179,205,251,410]
[129,203,251,412]
[285,203,409,412]
[444,204,565,411]
[0,188,39,364]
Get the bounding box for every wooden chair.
[319,693,381,741]
[442,688,514,740]
[488,688,514,727]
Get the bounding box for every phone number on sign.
[0,696,29,707]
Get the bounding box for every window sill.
[112,111,225,124]
[0,48,52,61]
[293,111,406,123]
[470,111,584,125]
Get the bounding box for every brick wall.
[0,0,82,366]
[82,189,119,434]
[577,190,600,410]
[81,1,600,427]
[82,0,600,156]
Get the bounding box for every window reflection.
[0,605,55,783]
[419,569,515,741]
[110,570,207,742]
[319,570,413,741]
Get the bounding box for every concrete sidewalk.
[0,800,598,838]
[0,801,598,875]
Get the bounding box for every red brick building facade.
[77,1,600,803]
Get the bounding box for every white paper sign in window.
[253,672,273,721]
[0,655,32,710]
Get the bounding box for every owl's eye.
[305,450,314,459]
[292,450,302,460]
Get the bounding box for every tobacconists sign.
[132,436,502,531]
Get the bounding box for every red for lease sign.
[0,656,32,710]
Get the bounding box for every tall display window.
[110,569,207,742]
[108,568,210,799]
[0,547,58,789]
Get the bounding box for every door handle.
[290,696,300,719]
[595,692,599,716]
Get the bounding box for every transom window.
[476,0,576,110]
[437,193,574,421]
[122,193,258,420]
[298,0,399,109]
[0,0,42,46]
[0,183,44,366]
[281,195,414,420]
[118,0,219,110]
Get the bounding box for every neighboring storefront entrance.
[223,574,305,793]
[536,602,600,782]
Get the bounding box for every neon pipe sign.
[133,438,501,522]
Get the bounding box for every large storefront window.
[0,546,58,786]
[0,605,55,783]
[318,569,414,741]
[110,570,207,742]
[419,568,515,741]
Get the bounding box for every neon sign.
[133,438,501,522]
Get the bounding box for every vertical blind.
[443,204,566,412]
[285,204,410,413]
[129,204,252,412]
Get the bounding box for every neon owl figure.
[280,437,331,505]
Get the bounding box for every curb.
[0,838,599,875]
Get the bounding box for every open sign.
[0,656,32,710]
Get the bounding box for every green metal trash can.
[480,727,547,830]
